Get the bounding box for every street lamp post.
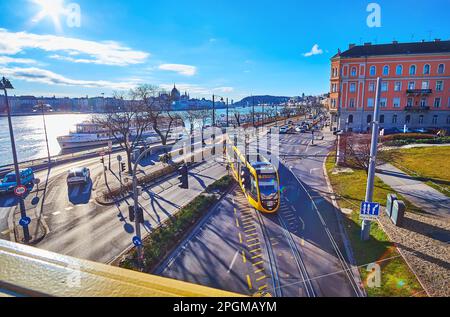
[36,102,51,165]
[1,77,31,243]
[212,94,216,127]
[226,98,229,128]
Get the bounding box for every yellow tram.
[225,141,280,213]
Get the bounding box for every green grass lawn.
[388,146,450,197]
[326,155,424,297]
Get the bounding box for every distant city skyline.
[0,0,448,100]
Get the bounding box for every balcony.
[404,106,430,112]
[406,89,433,96]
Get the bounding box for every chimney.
[349,43,356,49]
[364,42,372,46]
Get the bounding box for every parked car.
[0,167,13,179]
[67,167,90,186]
[0,168,35,194]
[279,126,289,134]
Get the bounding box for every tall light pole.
[35,102,51,165]
[1,77,31,243]
[212,94,216,127]
[226,98,229,128]
[361,77,382,241]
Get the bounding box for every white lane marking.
[310,168,320,175]
[227,250,240,274]
[65,207,74,211]
[52,211,61,216]
[1,229,10,235]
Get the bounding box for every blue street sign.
[132,236,142,247]
[360,202,380,220]
[19,217,31,227]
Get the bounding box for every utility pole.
[361,77,382,241]
[212,94,216,127]
[1,77,31,243]
[38,102,51,166]
[226,98,229,128]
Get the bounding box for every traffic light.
[178,164,189,189]
[121,162,126,172]
[128,206,135,222]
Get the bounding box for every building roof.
[333,40,450,59]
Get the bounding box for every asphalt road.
[156,125,364,297]
[0,146,226,263]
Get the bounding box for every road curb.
[321,154,367,297]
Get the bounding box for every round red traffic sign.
[14,185,27,197]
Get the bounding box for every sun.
[31,0,66,32]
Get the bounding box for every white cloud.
[303,44,323,57]
[0,28,149,66]
[0,56,37,65]
[158,64,197,76]
[0,66,137,90]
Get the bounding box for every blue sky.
[0,0,448,101]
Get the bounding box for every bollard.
[386,194,398,218]
[391,200,406,227]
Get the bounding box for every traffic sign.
[19,216,31,227]
[14,185,27,197]
[360,202,380,221]
[132,236,142,247]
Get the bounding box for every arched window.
[438,64,445,74]
[423,64,430,75]
[383,65,389,76]
[409,65,416,75]
[369,66,376,76]
[367,115,372,123]
[348,115,354,124]
[351,67,357,77]
[396,65,403,75]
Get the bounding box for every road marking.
[238,233,243,244]
[259,284,268,291]
[65,207,74,211]
[252,254,263,260]
[241,251,247,263]
[310,168,320,175]
[254,268,265,274]
[235,218,240,228]
[246,275,253,290]
[227,250,239,274]
[1,229,10,236]
[245,228,257,233]
[253,261,264,267]
[256,275,267,282]
[271,242,279,246]
[246,232,258,238]
[234,208,237,215]
[301,238,305,246]
[243,224,256,230]
[52,211,61,216]
[248,242,260,248]
[247,238,259,243]
[242,219,254,224]
[250,248,262,254]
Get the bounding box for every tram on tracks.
[225,139,280,213]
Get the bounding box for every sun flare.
[31,0,66,31]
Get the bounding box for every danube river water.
[0,106,269,167]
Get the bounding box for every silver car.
[67,167,90,186]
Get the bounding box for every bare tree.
[93,91,153,173]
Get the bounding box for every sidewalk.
[376,163,450,218]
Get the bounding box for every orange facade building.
[330,40,450,132]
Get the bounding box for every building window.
[348,115,354,124]
[408,81,415,90]
[394,81,402,91]
[419,115,424,124]
[368,82,375,92]
[367,115,372,123]
[423,64,430,75]
[367,98,374,108]
[393,97,401,108]
[350,83,356,92]
[433,115,438,125]
[396,65,403,76]
[392,115,398,124]
[369,66,376,76]
[380,98,387,108]
[407,98,413,107]
[436,81,443,91]
[383,65,389,76]
[409,65,416,75]
[379,115,385,124]
[420,98,427,108]
[438,64,445,74]
[349,98,355,108]
[434,97,441,108]
[422,81,429,90]
[381,82,388,92]
[406,115,411,124]
[351,67,357,77]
